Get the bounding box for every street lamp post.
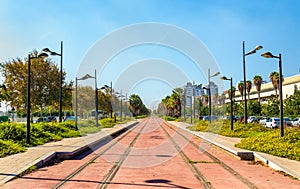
[117,91,125,122]
[75,73,96,129]
[27,52,48,144]
[242,42,263,124]
[221,76,233,130]
[261,52,284,137]
[42,41,63,122]
[207,69,220,123]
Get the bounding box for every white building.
[225,74,300,103]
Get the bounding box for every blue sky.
[1,0,300,108]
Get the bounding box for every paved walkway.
[169,121,300,180]
[0,121,138,185]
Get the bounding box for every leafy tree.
[253,75,263,103]
[284,87,300,117]
[0,51,72,119]
[265,95,279,116]
[248,100,262,115]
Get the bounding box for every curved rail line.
[51,119,149,189]
[161,120,259,189]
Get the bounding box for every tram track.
[51,119,149,189]
[161,120,259,189]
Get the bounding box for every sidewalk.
[169,121,300,180]
[0,121,138,185]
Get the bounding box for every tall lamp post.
[42,41,63,122]
[242,42,263,124]
[261,52,284,137]
[117,91,125,122]
[27,52,49,144]
[221,76,234,130]
[207,69,220,123]
[75,73,96,130]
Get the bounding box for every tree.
[253,75,263,103]
[269,71,284,97]
[248,100,262,116]
[284,89,300,117]
[0,51,72,119]
[0,85,9,103]
[246,80,252,100]
[238,82,244,101]
[129,94,149,116]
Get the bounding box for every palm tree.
[253,75,263,103]
[246,80,252,100]
[269,71,284,97]
[238,82,244,100]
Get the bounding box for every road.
[3,116,300,188]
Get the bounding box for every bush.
[0,139,26,158]
[188,119,300,161]
[135,115,148,119]
[236,128,300,161]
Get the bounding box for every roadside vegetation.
[187,120,300,161]
[0,117,134,158]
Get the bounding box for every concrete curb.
[0,121,138,184]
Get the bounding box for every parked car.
[283,117,292,126]
[265,117,280,128]
[259,117,268,126]
[247,116,258,123]
[64,116,76,122]
[292,118,300,127]
[224,116,237,122]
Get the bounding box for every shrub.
[0,139,26,158]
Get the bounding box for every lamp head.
[42,48,51,53]
[211,71,220,78]
[79,74,94,80]
[220,76,230,80]
[261,52,274,58]
[255,45,263,51]
[37,53,49,59]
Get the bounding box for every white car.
[292,118,300,127]
[259,117,268,125]
[265,118,280,128]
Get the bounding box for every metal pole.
[59,41,63,122]
[75,78,78,130]
[95,70,99,126]
[110,81,113,119]
[279,54,284,137]
[183,89,186,122]
[208,69,212,123]
[193,88,196,122]
[125,93,127,120]
[190,95,192,124]
[120,90,123,122]
[27,55,31,144]
[243,41,248,124]
[230,77,233,130]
